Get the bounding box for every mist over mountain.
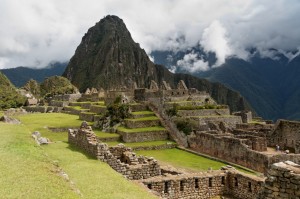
[63,15,252,113]
[1,62,67,87]
[151,48,300,120]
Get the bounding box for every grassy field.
[136,148,258,175]
[137,148,226,171]
[0,113,156,199]
[94,130,120,138]
[106,140,176,147]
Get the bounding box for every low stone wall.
[130,143,177,151]
[129,104,148,112]
[51,93,82,102]
[68,124,161,180]
[24,106,63,113]
[141,167,264,199]
[90,105,106,114]
[79,112,96,122]
[97,136,120,142]
[188,132,269,173]
[190,115,242,128]
[188,132,300,173]
[124,119,160,128]
[177,108,230,117]
[227,172,265,199]
[259,161,300,198]
[49,100,70,107]
[118,130,168,143]
[141,171,227,199]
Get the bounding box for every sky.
[0,0,300,70]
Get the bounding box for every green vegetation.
[137,148,226,171]
[0,72,26,110]
[174,118,197,135]
[17,113,84,142]
[125,116,159,121]
[117,126,166,133]
[106,140,176,147]
[166,103,178,117]
[0,123,79,198]
[106,97,129,125]
[0,118,156,198]
[94,130,120,138]
[137,149,257,175]
[23,79,41,97]
[40,76,78,98]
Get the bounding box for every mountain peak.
[63,16,155,91]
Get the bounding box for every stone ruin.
[68,122,300,199]
[68,122,161,180]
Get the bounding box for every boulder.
[0,115,21,124]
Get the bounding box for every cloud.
[200,20,232,67]
[0,0,300,69]
[176,52,209,72]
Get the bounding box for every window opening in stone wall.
[248,182,252,192]
[234,177,238,187]
[147,184,152,190]
[195,178,199,189]
[221,176,225,185]
[164,181,169,193]
[180,180,184,191]
[209,178,212,187]
[292,140,294,145]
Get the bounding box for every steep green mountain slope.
[63,15,252,113]
[0,72,25,109]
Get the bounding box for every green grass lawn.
[117,126,166,133]
[136,148,226,171]
[17,113,90,142]
[137,148,257,175]
[106,140,176,147]
[125,116,159,121]
[0,114,156,199]
[94,130,120,138]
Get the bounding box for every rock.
[0,115,21,124]
[37,137,50,145]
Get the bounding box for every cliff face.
[63,15,252,112]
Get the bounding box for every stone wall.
[117,130,168,143]
[269,120,300,153]
[24,106,63,113]
[188,131,300,173]
[68,124,161,180]
[259,161,300,198]
[49,100,70,107]
[227,172,265,199]
[124,119,160,128]
[177,108,230,117]
[190,115,242,129]
[51,93,82,102]
[89,105,106,114]
[141,167,264,199]
[188,132,269,173]
[79,112,96,122]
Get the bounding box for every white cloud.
[200,20,232,67]
[0,0,300,69]
[176,52,209,72]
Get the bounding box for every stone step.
[130,111,155,119]
[63,106,89,115]
[117,126,168,143]
[124,117,160,129]
[90,105,107,114]
[129,103,148,112]
[79,112,97,122]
